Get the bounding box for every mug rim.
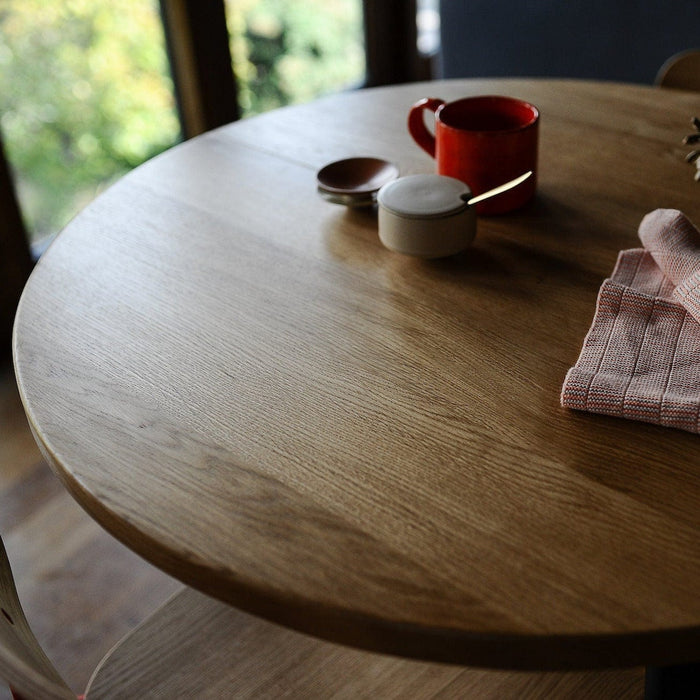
[437,95,539,134]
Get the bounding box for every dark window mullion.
[363,0,428,86]
[159,0,240,139]
[0,132,33,354]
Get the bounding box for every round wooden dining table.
[12,79,700,672]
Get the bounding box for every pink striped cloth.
[561,209,700,433]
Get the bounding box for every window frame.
[0,132,33,355]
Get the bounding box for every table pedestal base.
[645,663,700,699]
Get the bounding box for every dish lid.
[378,174,471,219]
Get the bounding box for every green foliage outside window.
[227,0,364,116]
[0,0,178,241]
[0,0,364,243]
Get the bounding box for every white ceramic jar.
[377,174,476,258]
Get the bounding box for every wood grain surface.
[0,365,644,699]
[12,79,700,670]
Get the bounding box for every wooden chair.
[655,49,700,91]
[0,535,643,699]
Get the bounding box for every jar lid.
[377,174,471,219]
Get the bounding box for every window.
[227,0,365,117]
[0,0,366,250]
[0,0,179,249]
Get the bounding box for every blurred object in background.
[439,0,698,84]
[417,0,440,61]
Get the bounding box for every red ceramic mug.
[408,95,539,215]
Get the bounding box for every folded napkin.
[561,209,700,433]
[639,208,700,325]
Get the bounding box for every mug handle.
[407,98,445,158]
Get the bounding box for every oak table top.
[13,79,700,670]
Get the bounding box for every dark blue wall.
[439,1,699,84]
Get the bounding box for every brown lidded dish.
[316,157,399,206]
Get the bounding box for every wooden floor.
[0,358,180,698]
